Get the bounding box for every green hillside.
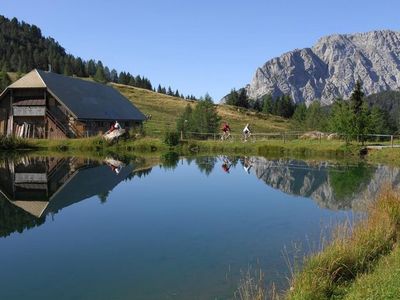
[114,84,291,136]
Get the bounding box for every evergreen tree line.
[0,15,187,96]
[155,84,197,100]
[365,90,400,130]
[225,89,296,118]
[226,82,396,136]
[0,71,11,91]
[292,81,397,137]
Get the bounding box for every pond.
[0,154,396,299]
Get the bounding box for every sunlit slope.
[114,84,290,136]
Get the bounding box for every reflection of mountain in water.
[0,156,148,237]
[249,157,400,210]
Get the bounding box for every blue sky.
[1,0,399,100]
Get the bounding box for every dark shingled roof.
[36,70,145,121]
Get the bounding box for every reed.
[288,186,400,299]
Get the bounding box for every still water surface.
[0,155,391,299]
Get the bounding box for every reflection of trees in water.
[97,191,110,204]
[195,157,217,176]
[185,157,195,166]
[125,168,153,181]
[0,197,45,238]
[133,168,152,178]
[329,163,374,201]
[161,152,180,170]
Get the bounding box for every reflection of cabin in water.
[0,69,146,138]
[0,156,135,218]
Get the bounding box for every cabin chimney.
[48,64,52,72]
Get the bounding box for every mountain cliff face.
[246,30,400,105]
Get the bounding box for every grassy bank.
[192,139,349,158]
[18,136,352,158]
[285,187,400,300]
[366,147,400,167]
[2,135,400,166]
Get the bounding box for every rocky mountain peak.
[246,30,400,105]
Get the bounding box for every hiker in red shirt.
[221,122,231,140]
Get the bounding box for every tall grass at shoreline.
[288,186,400,299]
[237,187,400,300]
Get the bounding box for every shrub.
[0,135,31,150]
[129,125,145,139]
[163,131,180,146]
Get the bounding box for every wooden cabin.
[0,69,146,138]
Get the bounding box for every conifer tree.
[128,75,136,86]
[104,66,111,82]
[167,86,173,96]
[262,94,273,114]
[0,71,11,92]
[350,80,368,142]
[110,69,118,82]
[94,61,106,82]
[292,103,307,126]
[87,60,97,76]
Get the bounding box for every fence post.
[214,133,216,141]
[391,135,394,148]
[319,133,322,144]
[283,132,286,144]
[180,130,183,141]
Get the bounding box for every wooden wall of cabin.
[0,88,47,137]
[13,116,46,138]
[47,94,69,125]
[12,89,47,138]
[82,120,114,136]
[13,88,45,101]
[47,115,67,139]
[10,89,71,139]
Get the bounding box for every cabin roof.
[8,70,46,88]
[7,70,146,121]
